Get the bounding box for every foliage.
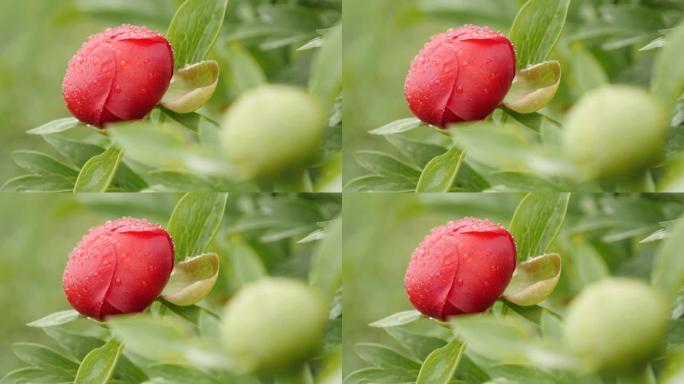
[344,192,684,383]
[2,192,341,383]
[345,0,684,192]
[4,0,342,192]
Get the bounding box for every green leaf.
[73,147,122,192]
[565,237,609,288]
[504,253,562,306]
[167,0,229,68]
[385,135,446,169]
[12,150,78,180]
[167,192,228,260]
[221,41,266,96]
[488,171,559,191]
[652,24,684,110]
[450,315,573,369]
[570,45,608,94]
[310,217,342,305]
[509,192,570,260]
[416,339,464,384]
[503,61,561,114]
[449,122,573,177]
[42,136,104,168]
[162,60,219,113]
[162,253,220,306]
[509,0,570,69]
[309,24,342,111]
[222,234,267,292]
[147,170,220,191]
[26,117,80,135]
[384,328,447,361]
[12,343,78,373]
[488,364,559,384]
[652,217,684,302]
[344,175,416,192]
[415,147,465,192]
[369,118,423,135]
[108,121,227,176]
[344,367,416,384]
[27,310,81,328]
[74,339,122,384]
[1,175,73,192]
[0,367,74,384]
[355,343,421,373]
[355,151,421,180]
[369,310,423,328]
[145,364,217,384]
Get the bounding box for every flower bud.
[404,218,516,320]
[220,85,325,179]
[562,85,668,180]
[63,217,174,320]
[220,278,326,372]
[564,278,669,372]
[62,24,174,127]
[404,25,516,127]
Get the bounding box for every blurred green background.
[343,0,684,183]
[0,194,177,374]
[342,192,684,374]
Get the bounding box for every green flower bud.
[564,278,669,372]
[220,278,326,373]
[562,85,668,180]
[221,85,325,179]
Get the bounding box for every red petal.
[102,39,174,124]
[103,229,174,316]
[62,42,117,127]
[63,226,117,319]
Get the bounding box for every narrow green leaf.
[369,310,423,328]
[1,175,73,192]
[355,150,421,180]
[652,217,684,302]
[0,367,73,383]
[385,135,446,169]
[12,343,78,373]
[652,24,684,110]
[27,117,80,135]
[344,175,416,192]
[167,0,229,68]
[73,147,123,192]
[509,0,570,69]
[384,328,447,361]
[162,253,220,306]
[415,147,465,192]
[503,60,561,114]
[222,41,266,96]
[12,150,79,180]
[416,339,464,384]
[162,60,219,113]
[222,235,267,292]
[27,310,80,328]
[167,193,228,260]
[344,367,416,384]
[504,253,562,306]
[42,135,103,168]
[309,24,341,111]
[74,339,122,384]
[310,218,342,305]
[355,343,421,373]
[369,118,422,135]
[145,364,217,384]
[509,192,570,260]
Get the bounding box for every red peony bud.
[63,217,174,320]
[62,25,174,128]
[404,217,516,320]
[404,25,516,127]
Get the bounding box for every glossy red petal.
[103,229,174,316]
[62,42,117,127]
[102,39,173,124]
[63,225,118,319]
